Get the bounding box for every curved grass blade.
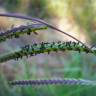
[0,41,94,63]
[0,13,89,49]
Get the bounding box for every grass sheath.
[0,24,47,42]
[0,41,95,63]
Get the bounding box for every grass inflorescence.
[9,79,96,86]
[0,13,96,87]
[0,23,47,42]
[0,41,95,63]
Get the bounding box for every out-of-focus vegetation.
[0,0,96,96]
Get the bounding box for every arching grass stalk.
[0,13,89,49]
[0,23,47,42]
[0,41,95,63]
[9,78,96,86]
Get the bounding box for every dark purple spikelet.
[9,79,96,86]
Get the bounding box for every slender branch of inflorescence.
[0,24,47,42]
[0,41,95,63]
[9,78,96,86]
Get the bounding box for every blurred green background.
[0,0,96,96]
